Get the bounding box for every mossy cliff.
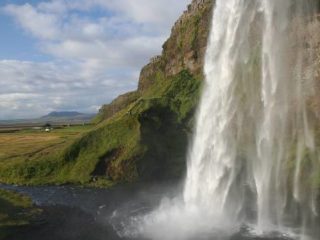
[0,0,214,185]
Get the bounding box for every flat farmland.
[0,125,93,162]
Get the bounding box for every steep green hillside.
[64,70,202,183]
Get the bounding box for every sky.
[0,0,190,120]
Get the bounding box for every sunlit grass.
[0,125,94,185]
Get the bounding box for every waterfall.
[184,0,319,238]
[122,0,320,239]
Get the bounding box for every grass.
[93,91,141,124]
[0,125,94,185]
[0,125,93,161]
[58,70,202,183]
[59,115,143,183]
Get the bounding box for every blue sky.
[0,0,190,119]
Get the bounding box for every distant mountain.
[0,111,96,126]
[41,111,91,119]
[39,111,95,122]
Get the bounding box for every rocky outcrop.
[138,56,164,92]
[94,91,140,123]
[137,0,213,93]
[162,0,213,76]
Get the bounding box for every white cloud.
[1,0,191,119]
[90,0,190,29]
[4,3,59,40]
[38,0,67,14]
[0,59,137,119]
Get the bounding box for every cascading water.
[119,0,320,239]
[184,0,319,237]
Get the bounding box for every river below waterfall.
[0,183,302,240]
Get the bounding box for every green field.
[0,125,96,185]
[0,125,93,161]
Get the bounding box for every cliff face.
[163,0,213,76]
[138,0,213,92]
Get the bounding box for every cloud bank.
[0,0,190,119]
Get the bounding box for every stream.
[0,183,298,240]
[0,182,179,240]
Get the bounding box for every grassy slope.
[0,70,202,185]
[0,189,41,240]
[58,70,202,184]
[92,91,141,124]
